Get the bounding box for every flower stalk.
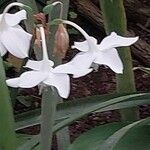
[2,2,24,15]
[100,0,139,121]
[40,87,58,150]
[39,26,58,150]
[62,20,90,39]
[45,1,71,150]
[52,1,63,19]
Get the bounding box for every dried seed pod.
[34,13,49,35]
[34,28,41,48]
[54,24,69,58]
[34,13,46,27]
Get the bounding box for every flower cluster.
[3,3,138,98]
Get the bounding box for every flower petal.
[71,37,97,52]
[0,41,7,56]
[73,68,93,78]
[6,77,20,87]
[99,32,139,50]
[72,40,89,52]
[44,73,70,98]
[53,52,94,77]
[25,60,43,70]
[5,10,27,26]
[19,71,47,88]
[94,48,123,73]
[25,59,54,71]
[1,26,32,58]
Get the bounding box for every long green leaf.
[53,94,146,132]
[98,117,150,150]
[16,93,149,149]
[17,135,39,150]
[0,56,17,149]
[100,0,138,121]
[134,67,150,74]
[16,134,32,148]
[15,93,150,130]
[68,122,128,150]
[68,120,150,150]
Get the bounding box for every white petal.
[6,77,20,87]
[25,60,43,70]
[72,40,89,52]
[0,41,7,56]
[0,14,3,24]
[71,37,97,52]
[19,71,48,88]
[25,59,54,71]
[53,52,94,77]
[1,26,32,58]
[73,68,93,78]
[99,32,139,50]
[5,10,27,26]
[94,48,123,73]
[44,73,70,98]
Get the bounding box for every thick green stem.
[46,1,71,150]
[0,56,16,150]
[40,87,58,150]
[99,0,138,121]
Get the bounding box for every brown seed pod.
[34,28,41,48]
[34,13,46,27]
[53,24,69,58]
[34,13,49,35]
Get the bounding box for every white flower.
[0,2,32,58]
[6,27,69,98]
[54,20,138,74]
[6,26,92,98]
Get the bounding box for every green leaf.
[68,120,150,150]
[16,93,149,149]
[100,0,138,121]
[68,122,128,150]
[56,93,150,119]
[53,93,147,132]
[67,28,79,35]
[17,0,38,13]
[17,96,32,107]
[0,54,17,150]
[17,135,39,150]
[15,92,150,131]
[43,4,53,14]
[16,134,32,148]
[134,67,150,74]
[15,109,41,130]
[98,117,150,150]
[69,11,77,19]
[13,93,126,130]
[114,125,150,150]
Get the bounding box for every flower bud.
[54,24,69,58]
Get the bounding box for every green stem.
[0,56,16,150]
[40,87,58,150]
[99,0,138,121]
[45,1,71,150]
